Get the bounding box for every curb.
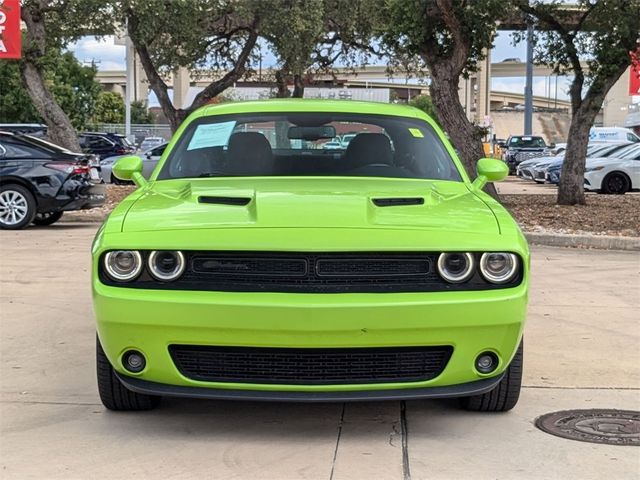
[525,232,640,251]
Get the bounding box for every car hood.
[121,177,501,235]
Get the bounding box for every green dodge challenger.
[92,99,528,411]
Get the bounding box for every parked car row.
[0,131,105,229]
[515,142,640,194]
[100,142,167,184]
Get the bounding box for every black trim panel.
[115,372,504,403]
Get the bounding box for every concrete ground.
[0,224,638,479]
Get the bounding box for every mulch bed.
[502,194,640,237]
[64,185,640,238]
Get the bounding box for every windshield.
[509,136,546,148]
[158,113,462,181]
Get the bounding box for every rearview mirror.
[113,155,146,187]
[471,158,509,191]
[288,125,336,141]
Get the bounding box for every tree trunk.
[429,69,498,198]
[275,70,291,98]
[20,4,81,152]
[556,111,593,205]
[292,74,304,98]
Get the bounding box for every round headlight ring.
[148,250,186,281]
[437,252,475,283]
[480,252,518,284]
[104,250,143,282]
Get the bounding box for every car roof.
[197,99,422,119]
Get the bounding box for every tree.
[94,91,125,124]
[19,0,111,150]
[120,0,264,131]
[1,47,102,129]
[131,100,155,124]
[380,0,509,196]
[515,0,640,205]
[264,0,380,98]
[409,94,439,123]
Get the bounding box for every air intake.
[198,196,251,206]
[372,197,424,207]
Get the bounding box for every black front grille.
[169,345,453,385]
[99,251,523,293]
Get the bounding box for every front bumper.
[116,371,505,402]
[94,282,527,395]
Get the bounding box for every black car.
[0,132,105,229]
[78,132,135,160]
[501,135,552,174]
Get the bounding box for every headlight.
[437,253,474,283]
[104,250,143,281]
[148,251,186,281]
[585,166,605,172]
[479,253,518,284]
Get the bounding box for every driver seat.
[344,133,394,169]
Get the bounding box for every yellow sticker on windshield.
[409,128,424,138]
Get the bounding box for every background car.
[584,144,640,194]
[502,135,552,174]
[0,132,105,229]
[138,136,165,152]
[322,140,343,150]
[79,132,136,160]
[100,142,167,184]
[545,143,638,185]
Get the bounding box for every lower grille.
[169,345,453,385]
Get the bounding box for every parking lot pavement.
[1,224,639,479]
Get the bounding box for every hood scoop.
[199,196,252,206]
[372,197,425,207]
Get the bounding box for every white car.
[584,144,640,194]
[100,143,167,184]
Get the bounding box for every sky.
[69,31,575,107]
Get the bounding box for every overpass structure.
[96,58,630,128]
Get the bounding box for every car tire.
[459,340,523,412]
[96,336,161,411]
[601,172,630,195]
[32,211,63,226]
[0,184,37,230]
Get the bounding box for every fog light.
[122,350,146,373]
[475,352,498,374]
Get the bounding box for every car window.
[0,141,48,159]
[627,133,639,142]
[159,113,462,182]
[509,137,546,148]
[150,145,166,157]
[86,136,114,148]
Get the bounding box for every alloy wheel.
[0,190,29,226]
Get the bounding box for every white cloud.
[68,36,125,70]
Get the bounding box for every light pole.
[524,19,534,135]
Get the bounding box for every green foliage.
[380,0,510,77]
[94,92,125,124]
[0,60,39,123]
[131,101,155,124]
[48,52,103,129]
[409,95,438,122]
[0,48,102,129]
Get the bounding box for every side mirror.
[113,155,146,187]
[549,142,556,149]
[471,158,509,191]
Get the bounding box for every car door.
[142,144,166,178]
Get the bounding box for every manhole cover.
[535,409,640,446]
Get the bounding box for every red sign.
[631,51,640,95]
[0,0,21,59]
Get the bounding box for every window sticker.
[408,128,424,138]
[187,121,236,151]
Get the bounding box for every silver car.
[100,143,167,184]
